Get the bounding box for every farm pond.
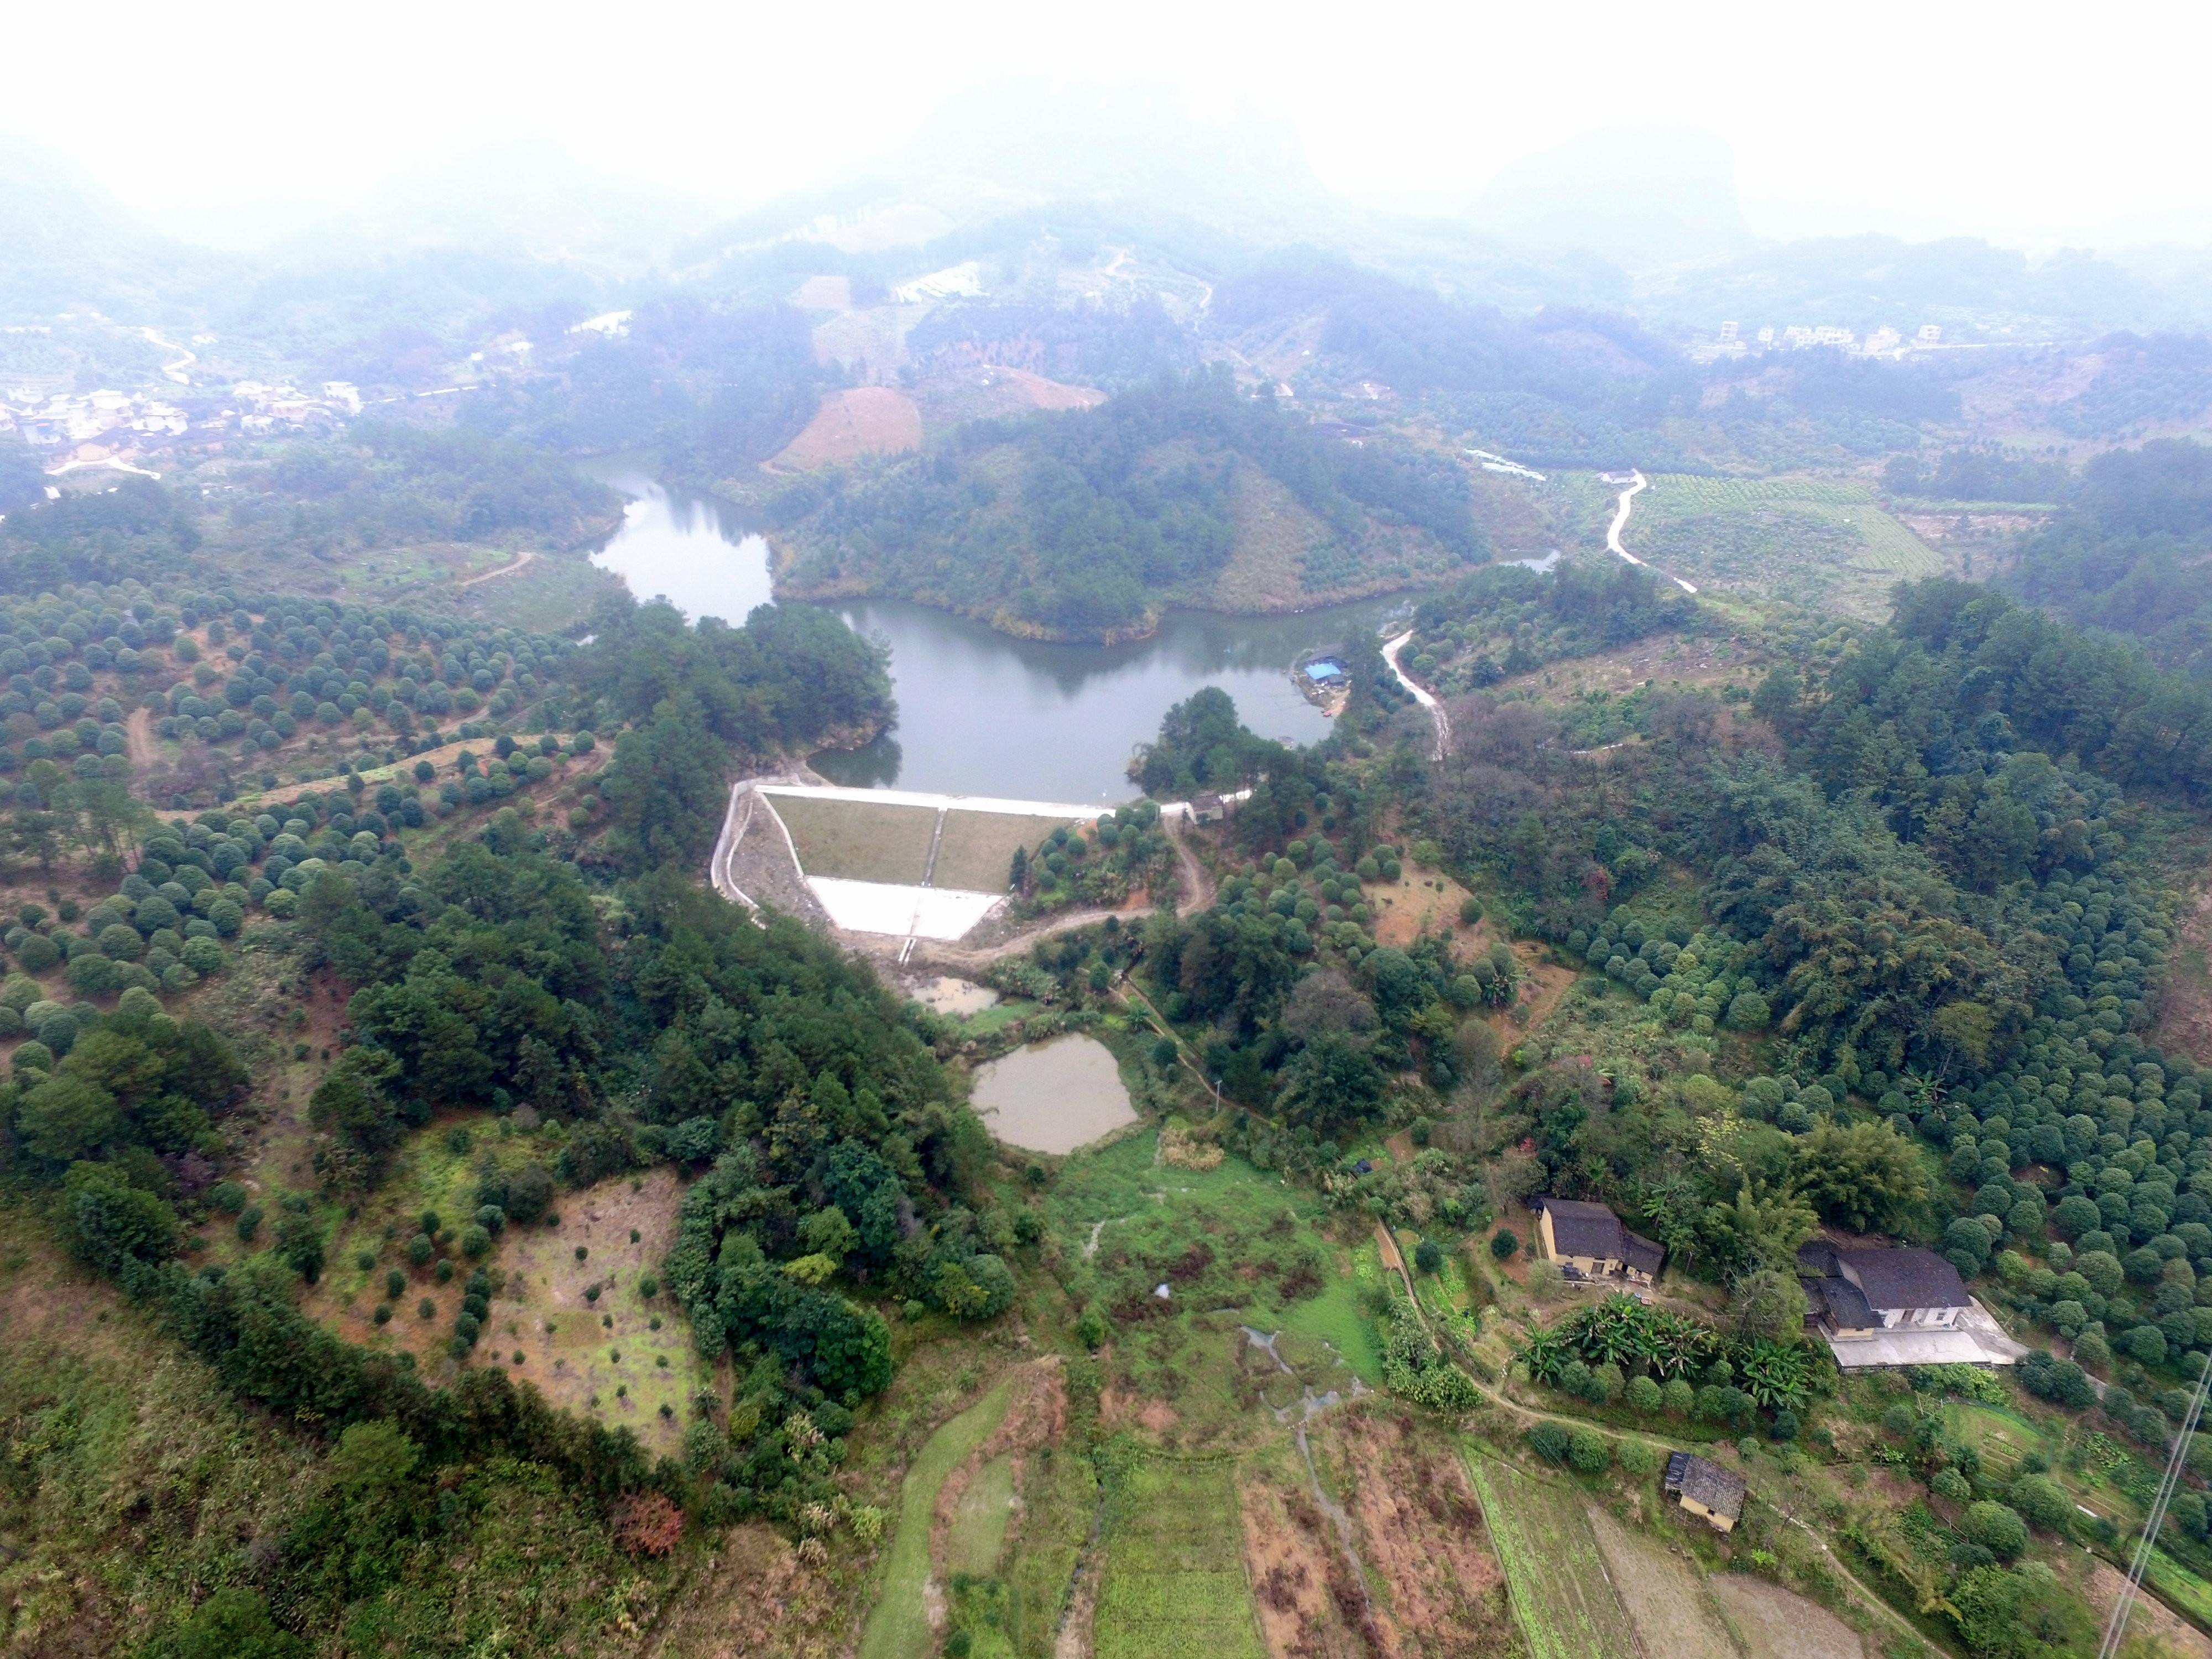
[969,1035,1139,1155]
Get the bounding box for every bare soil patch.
[1586,1506,1735,1659]
[1329,1407,1514,1657]
[1493,632,1755,705]
[792,274,853,312]
[488,1167,701,1455]
[774,387,925,469]
[1707,1574,1864,1659]
[2080,1560,2212,1659]
[1368,871,1479,949]
[1239,1474,1367,1659]
[2156,880,2212,1068]
[1489,946,1576,1041]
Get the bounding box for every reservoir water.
[585,462,1416,802]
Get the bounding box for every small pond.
[969,1035,1139,1155]
[911,975,999,1016]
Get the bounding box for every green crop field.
[1094,1458,1264,1659]
[770,795,938,883]
[860,1384,1012,1659]
[1464,1455,1640,1659]
[1633,474,1941,613]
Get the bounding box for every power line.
[2096,1355,2212,1659]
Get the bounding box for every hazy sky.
[11,0,2209,250]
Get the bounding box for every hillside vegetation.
[768,371,1489,639]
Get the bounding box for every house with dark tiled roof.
[1530,1196,1664,1286]
[1797,1241,1969,1334]
[1796,1239,2028,1369]
[1664,1451,1746,1532]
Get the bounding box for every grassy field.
[771,794,938,883]
[1094,1457,1265,1659]
[1047,1132,1374,1392]
[860,1383,1013,1659]
[1463,1455,1641,1659]
[948,1451,1019,1576]
[933,809,1076,893]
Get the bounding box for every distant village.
[1685,318,1951,364]
[0,374,363,483]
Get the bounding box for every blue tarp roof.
[1303,660,1343,680]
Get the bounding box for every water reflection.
[575,458,1421,803]
[816,596,1410,802]
[581,458,775,625]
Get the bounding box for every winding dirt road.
[1603,469,1698,595]
[1381,631,1448,759]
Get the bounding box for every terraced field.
[1463,1456,1640,1659]
[859,1384,1013,1659]
[1094,1457,1266,1659]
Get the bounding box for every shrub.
[1626,1374,1663,1413]
[1661,1378,1695,1417]
[210,1181,247,1214]
[1568,1427,1611,1472]
[1768,1407,1800,1441]
[1414,1238,1444,1275]
[2122,1325,2169,1366]
[2020,1349,2099,1408]
[1618,1438,1662,1476]
[612,1490,684,1555]
[434,1258,454,1285]
[1528,1422,1574,1464]
[1963,1500,2030,1561]
[1491,1228,1520,1260]
[406,1233,433,1266]
[460,1224,491,1259]
[418,1298,436,1319]
[236,1205,262,1243]
[1931,1468,1973,1503]
[373,1305,392,1325]
[2009,1474,2072,1533]
[384,1268,406,1298]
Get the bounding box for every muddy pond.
[969,1035,1139,1155]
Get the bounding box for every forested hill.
[2008,437,2212,680]
[766,370,1490,640]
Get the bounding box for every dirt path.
[455,549,537,587]
[124,706,155,766]
[1381,630,1448,760]
[1165,815,1215,913]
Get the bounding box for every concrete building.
[1798,1239,2028,1369]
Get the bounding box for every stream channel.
[582,457,1417,803]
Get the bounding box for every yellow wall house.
[1663,1452,1746,1532]
[1530,1197,1665,1286]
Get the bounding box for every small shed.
[1190,792,1225,825]
[1663,1451,1746,1532]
